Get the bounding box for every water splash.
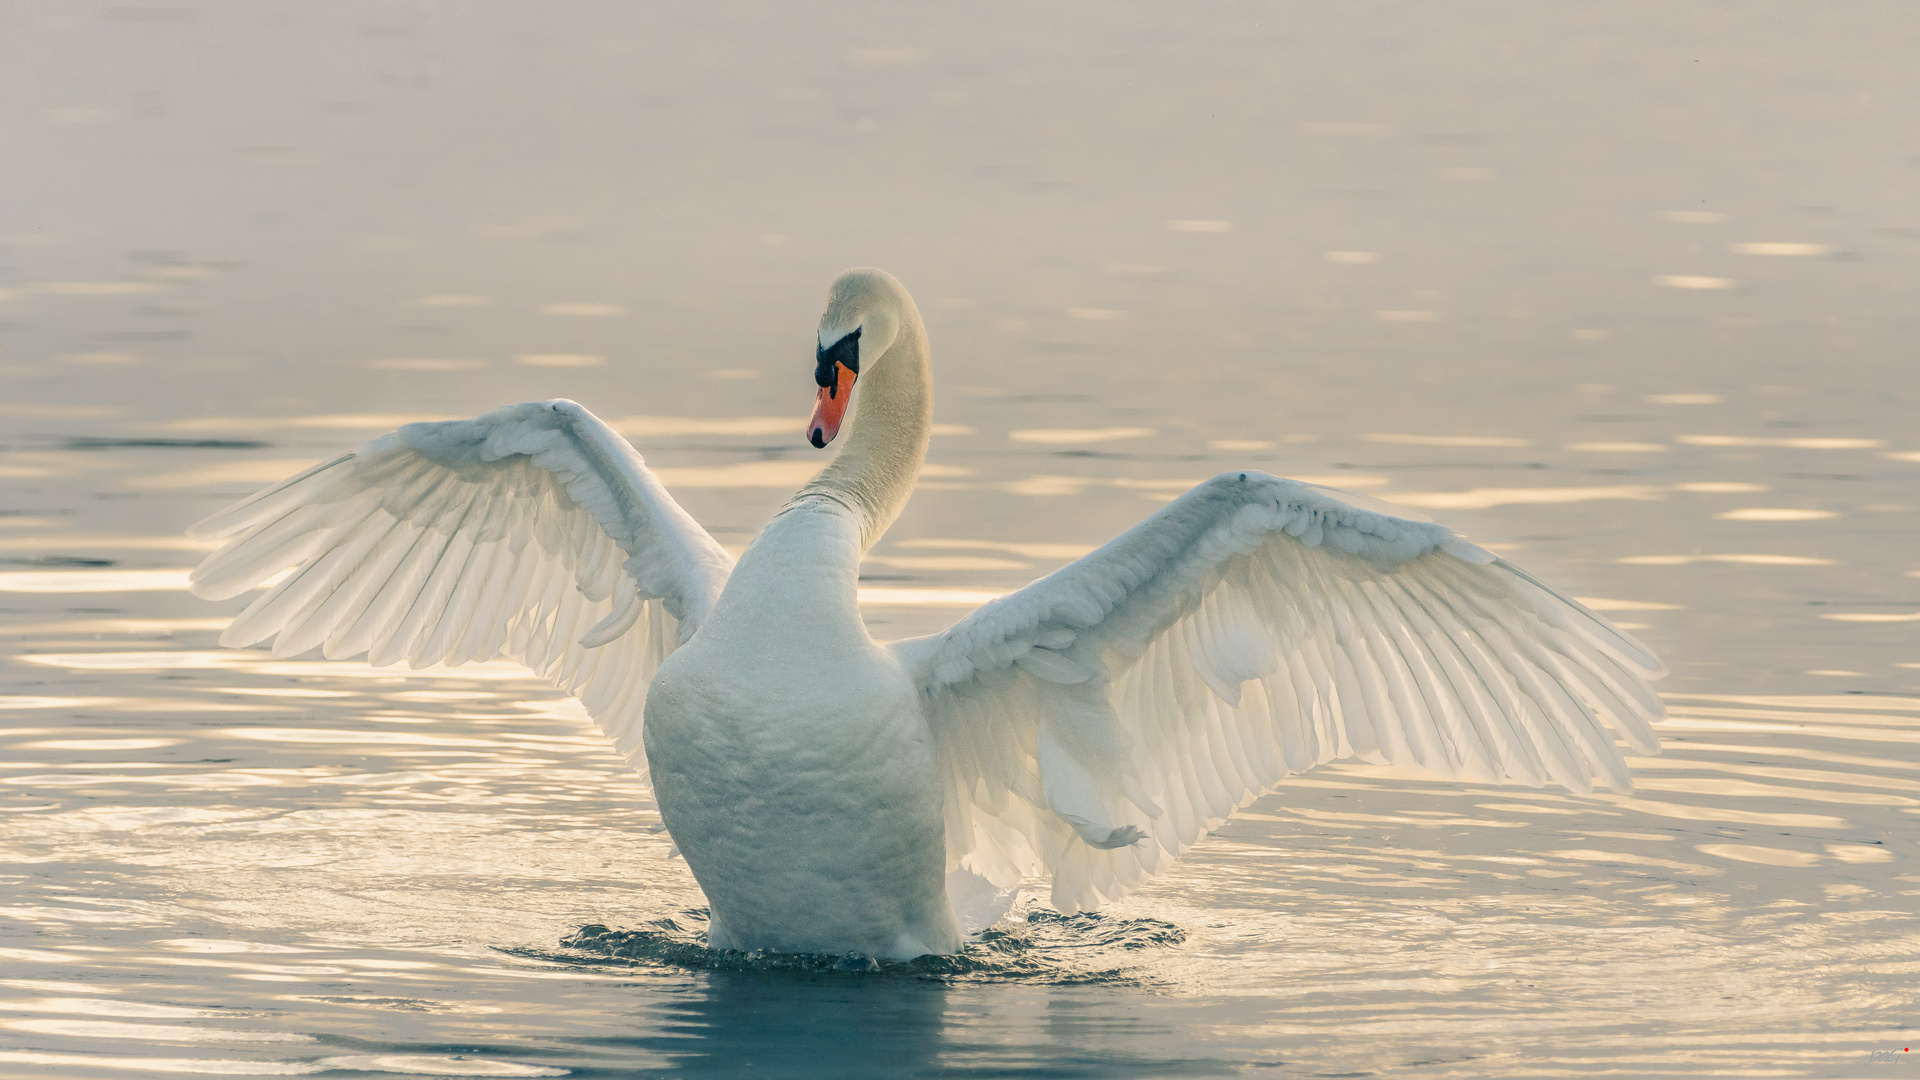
[525,905,1187,985]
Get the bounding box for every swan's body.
[647,502,960,956]
[189,268,1667,959]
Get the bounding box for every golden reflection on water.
[0,570,195,592]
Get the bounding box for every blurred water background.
[2,3,1918,1077]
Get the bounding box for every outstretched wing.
[188,399,734,774]
[893,471,1665,912]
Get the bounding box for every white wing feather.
[893,471,1666,913]
[187,399,734,774]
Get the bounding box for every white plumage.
[190,267,1665,958]
[190,400,733,772]
[905,473,1662,914]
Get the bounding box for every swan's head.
[808,268,904,448]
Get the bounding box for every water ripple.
[530,906,1187,986]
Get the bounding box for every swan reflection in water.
[614,965,1229,1080]
[187,268,1665,960]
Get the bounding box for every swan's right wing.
[187,399,734,774]
[895,472,1665,912]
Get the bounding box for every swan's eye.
[815,327,861,388]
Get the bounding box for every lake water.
[3,3,1919,1077]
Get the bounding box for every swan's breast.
[641,635,933,813]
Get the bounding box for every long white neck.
[793,299,931,553]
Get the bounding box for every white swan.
[188,267,1666,959]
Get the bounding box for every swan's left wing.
[187,400,734,776]
[893,471,1665,912]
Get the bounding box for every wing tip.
[1491,557,1669,678]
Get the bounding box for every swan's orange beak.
[808,362,857,448]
